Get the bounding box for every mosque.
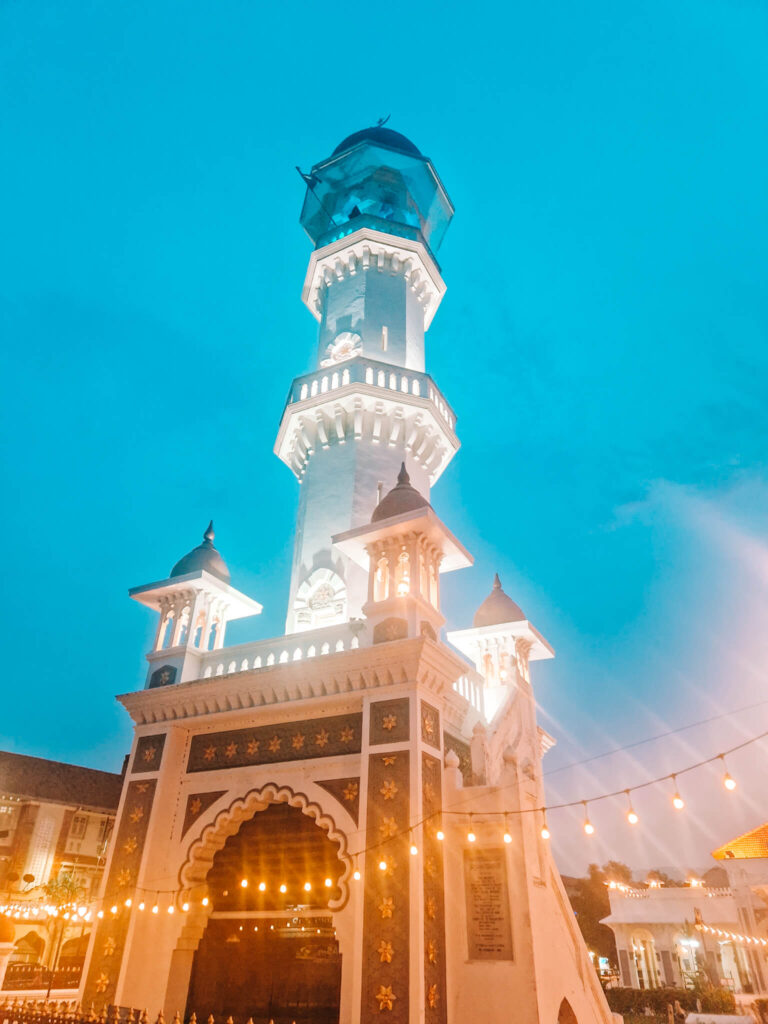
[79,126,614,1024]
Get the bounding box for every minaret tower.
[275,126,458,633]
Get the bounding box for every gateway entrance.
[186,803,344,1023]
[187,916,341,1024]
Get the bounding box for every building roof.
[473,574,525,627]
[332,126,421,158]
[712,822,768,861]
[170,521,230,583]
[0,751,123,813]
[371,464,431,523]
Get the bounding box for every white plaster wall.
[286,439,431,632]
[318,268,426,372]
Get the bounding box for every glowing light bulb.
[279,884,287,894]
[258,882,266,892]
[503,831,512,844]
[167,905,174,914]
[138,902,145,911]
[671,775,685,809]
[324,878,332,888]
[240,879,248,888]
[97,910,104,919]
[182,903,189,912]
[540,815,551,840]
[151,904,158,914]
[110,905,118,915]
[410,844,418,856]
[202,897,209,906]
[627,810,639,825]
[353,869,361,881]
[436,830,444,842]
[304,882,312,892]
[379,860,387,872]
[584,820,595,835]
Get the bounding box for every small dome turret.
[371,464,431,523]
[170,521,231,583]
[473,574,525,628]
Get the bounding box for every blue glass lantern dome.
[300,126,454,257]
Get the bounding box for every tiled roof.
[712,822,768,861]
[0,750,123,813]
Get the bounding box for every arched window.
[178,607,190,646]
[396,549,410,596]
[193,612,206,649]
[160,614,174,650]
[374,556,389,601]
[207,620,219,651]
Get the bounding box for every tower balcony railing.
[452,671,486,718]
[316,212,441,269]
[286,356,456,434]
[197,620,366,681]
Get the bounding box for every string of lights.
[2,726,765,921]
[543,696,768,777]
[696,922,768,949]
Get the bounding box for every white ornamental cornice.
[274,368,459,485]
[302,227,446,329]
[117,636,470,727]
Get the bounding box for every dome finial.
[493,572,502,590]
[203,521,215,545]
[397,462,409,485]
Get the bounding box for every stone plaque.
[463,849,513,961]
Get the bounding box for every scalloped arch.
[179,783,351,910]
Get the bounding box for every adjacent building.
[602,881,754,993]
[0,751,123,994]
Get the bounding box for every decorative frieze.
[182,790,227,836]
[420,701,440,750]
[369,698,410,745]
[422,753,447,1024]
[315,777,361,825]
[131,733,166,774]
[82,779,157,1008]
[187,712,363,773]
[361,750,410,1023]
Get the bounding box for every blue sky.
[1,0,767,874]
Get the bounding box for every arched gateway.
[186,802,344,1023]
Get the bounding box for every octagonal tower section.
[276,127,459,634]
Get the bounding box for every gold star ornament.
[382,714,397,731]
[103,937,117,957]
[142,745,157,763]
[377,940,393,963]
[379,817,398,839]
[339,726,354,744]
[375,985,396,1011]
[343,782,358,802]
[122,837,138,855]
[291,733,305,750]
[315,728,329,748]
[380,780,398,801]
[427,984,439,1009]
[268,735,282,753]
[378,897,394,919]
[95,973,109,994]
[189,797,202,816]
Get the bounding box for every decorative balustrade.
[197,621,365,682]
[452,672,485,717]
[287,357,456,433]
